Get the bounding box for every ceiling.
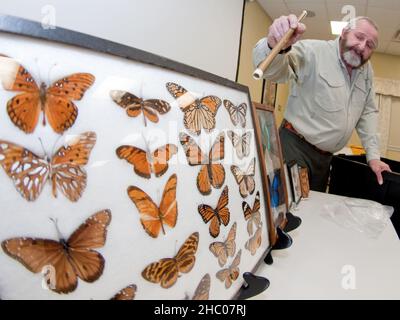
[257,0,400,56]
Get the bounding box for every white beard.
[342,49,362,68]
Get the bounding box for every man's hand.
[368,159,392,185]
[267,14,306,50]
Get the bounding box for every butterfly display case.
[0,15,274,299]
[253,102,289,230]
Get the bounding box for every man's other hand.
[368,159,392,185]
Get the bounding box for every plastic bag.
[322,197,394,238]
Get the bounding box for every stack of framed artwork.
[0,14,278,300]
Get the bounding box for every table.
[252,191,400,299]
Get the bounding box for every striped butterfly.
[216,249,242,289]
[209,222,236,267]
[142,232,199,288]
[242,191,261,236]
[231,158,256,198]
[223,99,247,128]
[110,90,171,126]
[198,186,230,238]
[227,130,252,160]
[166,82,221,136]
[245,224,262,255]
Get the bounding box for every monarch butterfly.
[166,82,221,135]
[231,158,256,198]
[216,249,242,289]
[191,274,211,300]
[116,143,177,179]
[1,209,111,294]
[127,174,177,238]
[209,222,236,267]
[142,232,199,289]
[180,132,225,195]
[242,191,261,236]
[0,131,96,202]
[245,225,262,255]
[110,284,137,300]
[110,90,171,126]
[198,186,230,238]
[0,55,95,134]
[227,130,252,160]
[223,99,247,128]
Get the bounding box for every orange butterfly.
[179,132,225,195]
[0,131,96,202]
[198,186,230,238]
[0,55,95,134]
[245,225,262,256]
[216,249,242,289]
[1,209,111,294]
[166,82,221,135]
[223,99,247,128]
[231,157,256,198]
[116,143,177,179]
[242,191,261,236]
[110,90,171,126]
[209,222,236,267]
[142,232,199,288]
[110,284,137,300]
[191,274,211,300]
[127,174,177,238]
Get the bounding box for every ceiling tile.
[326,1,367,21]
[366,7,400,30]
[385,42,400,55]
[257,0,289,19]
[284,2,328,20]
[368,0,400,11]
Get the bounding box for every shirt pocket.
[314,68,345,113]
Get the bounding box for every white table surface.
[251,191,400,300]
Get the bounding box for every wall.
[348,52,400,161]
[0,0,244,80]
[237,1,271,103]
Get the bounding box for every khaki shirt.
[253,37,380,162]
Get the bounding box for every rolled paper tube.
[253,10,307,80]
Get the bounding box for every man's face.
[340,19,378,68]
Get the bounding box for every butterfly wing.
[241,131,252,158]
[196,164,212,195]
[110,284,137,300]
[216,186,230,227]
[223,99,239,126]
[127,186,163,238]
[179,132,207,165]
[45,73,95,133]
[225,222,237,258]
[236,103,247,128]
[51,131,96,201]
[142,99,171,123]
[198,204,220,238]
[208,133,225,190]
[216,268,232,289]
[152,144,178,177]
[209,241,228,267]
[67,210,111,283]
[110,90,142,118]
[1,238,78,294]
[192,274,210,300]
[142,258,178,289]
[116,145,151,179]
[245,226,262,255]
[175,232,199,273]
[1,57,41,133]
[0,140,49,201]
[158,174,177,228]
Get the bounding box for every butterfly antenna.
[50,217,64,241]
[50,135,63,158]
[38,137,49,160]
[47,62,57,85]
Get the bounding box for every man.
[253,15,391,191]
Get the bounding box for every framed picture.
[262,80,277,107]
[299,167,310,199]
[288,161,302,205]
[283,162,293,210]
[0,15,274,300]
[253,102,289,229]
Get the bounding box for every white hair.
[344,16,379,32]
